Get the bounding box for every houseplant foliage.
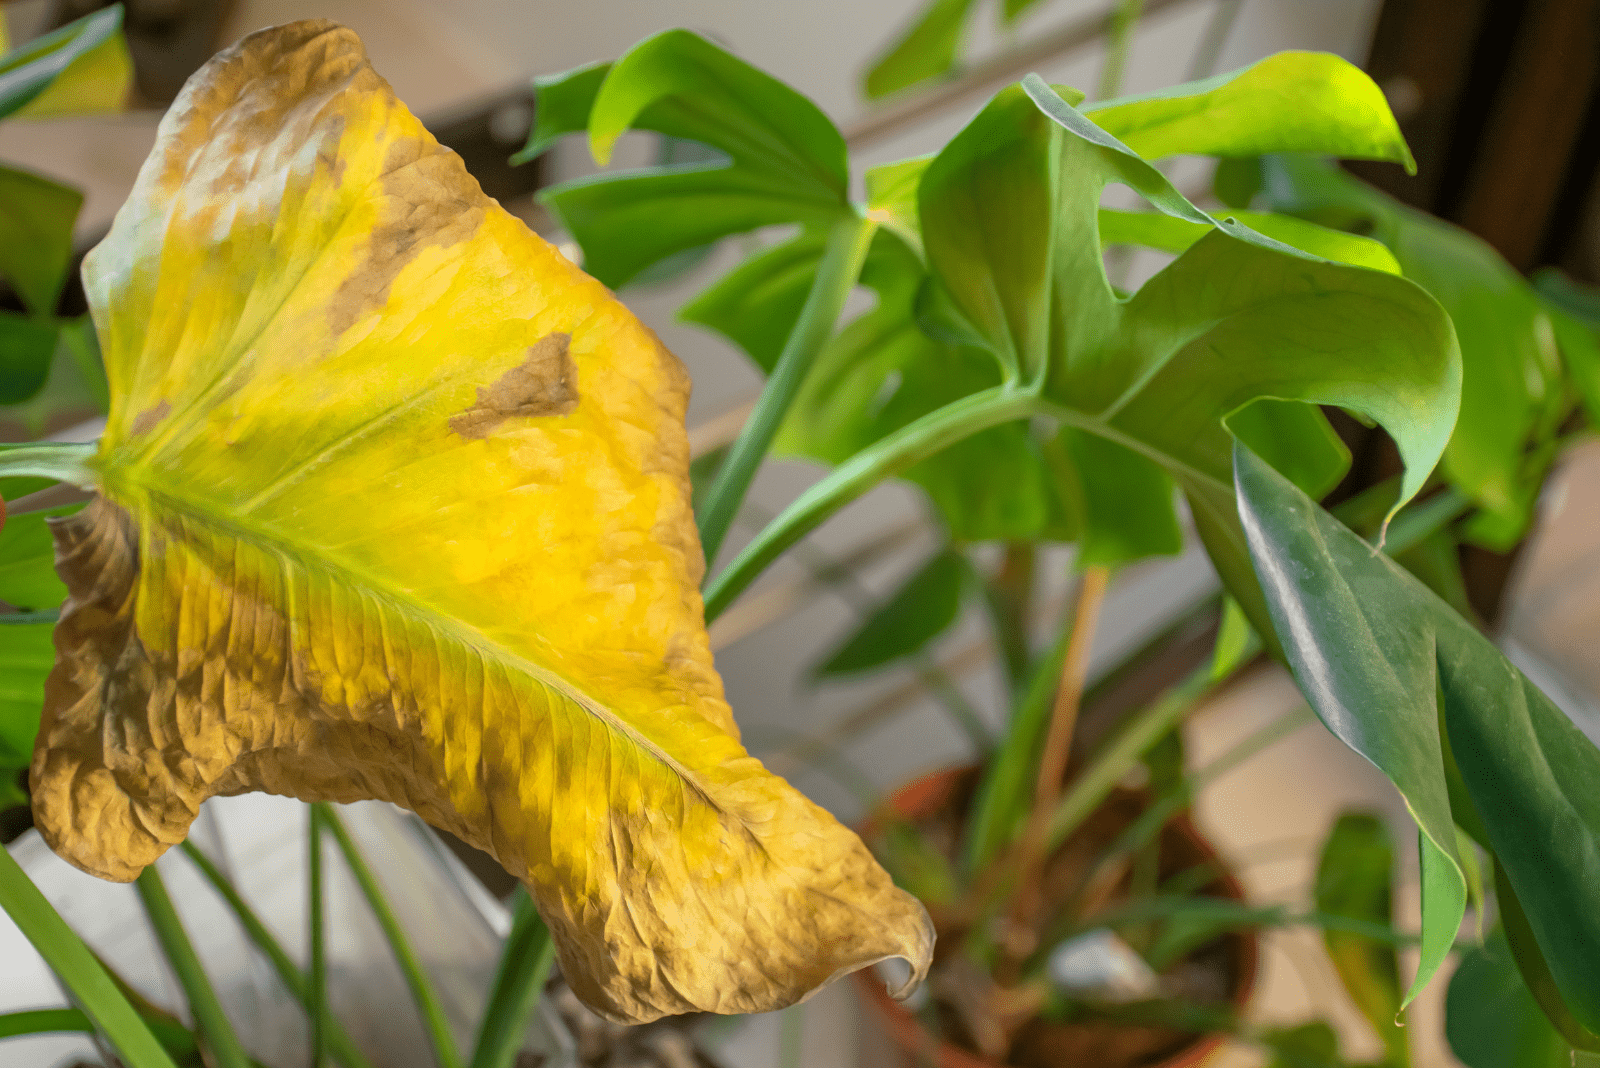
[520,26,1600,1064]
[0,12,1598,1068]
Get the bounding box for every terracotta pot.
[854,765,1259,1068]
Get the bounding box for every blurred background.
[2,0,1599,1066]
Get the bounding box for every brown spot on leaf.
[131,400,171,437]
[450,333,578,439]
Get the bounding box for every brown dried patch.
[130,400,171,437]
[449,333,578,439]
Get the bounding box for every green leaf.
[814,549,968,677]
[541,30,849,287]
[1049,428,1181,567]
[777,230,1073,541]
[1533,269,1600,427]
[1213,156,1262,209]
[0,620,51,768]
[1494,861,1600,1053]
[1085,51,1414,169]
[681,229,827,374]
[511,60,610,164]
[1315,812,1409,1067]
[0,1007,94,1037]
[1448,926,1583,1068]
[861,0,977,101]
[1260,1022,1345,1068]
[1260,155,1563,548]
[0,165,83,316]
[865,155,933,257]
[1097,207,1401,274]
[1210,596,1254,681]
[1235,444,1600,1023]
[0,6,127,120]
[0,506,76,610]
[0,312,58,404]
[0,316,107,435]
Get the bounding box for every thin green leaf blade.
[0,620,52,768]
[814,549,968,677]
[1235,443,1600,1023]
[862,0,977,100]
[0,6,126,120]
[1085,51,1414,169]
[0,165,83,316]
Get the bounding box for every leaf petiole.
[469,886,557,1068]
[0,441,96,488]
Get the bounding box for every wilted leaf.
[0,165,83,317]
[1236,444,1600,1025]
[0,6,129,120]
[1315,812,1408,1066]
[813,548,968,678]
[31,21,931,1025]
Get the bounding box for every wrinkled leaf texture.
[29,20,931,1025]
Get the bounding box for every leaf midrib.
[100,475,722,814]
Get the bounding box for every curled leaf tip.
[32,18,931,1024]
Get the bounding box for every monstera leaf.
[1237,444,1600,1028]
[1258,155,1568,549]
[24,20,930,1025]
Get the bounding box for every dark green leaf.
[1495,861,1600,1053]
[814,549,968,677]
[0,316,107,435]
[861,0,977,101]
[511,60,610,164]
[1315,812,1408,1067]
[1260,155,1563,549]
[1448,926,1580,1068]
[0,506,76,610]
[0,165,83,316]
[540,30,849,287]
[1085,51,1414,169]
[0,6,125,120]
[0,620,52,767]
[0,312,57,404]
[1050,428,1181,566]
[1213,156,1262,209]
[1236,443,1600,1021]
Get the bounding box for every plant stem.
[915,656,993,754]
[469,887,557,1068]
[1095,0,1147,101]
[133,865,251,1068]
[999,565,1111,964]
[177,842,375,1068]
[984,542,1036,699]
[318,804,466,1068]
[704,386,1039,622]
[0,1007,92,1036]
[0,441,97,488]
[696,211,877,569]
[1184,0,1244,82]
[309,805,329,1068]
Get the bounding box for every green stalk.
[317,804,466,1068]
[1045,659,1216,851]
[308,805,330,1068]
[177,842,375,1068]
[704,386,1039,622]
[133,866,250,1068]
[1096,0,1147,101]
[469,887,556,1068]
[0,1007,92,1036]
[696,211,877,568]
[0,848,178,1067]
[0,441,97,487]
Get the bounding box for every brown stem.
[997,565,1111,975]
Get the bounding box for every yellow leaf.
[31,20,931,1023]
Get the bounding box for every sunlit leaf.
[1097,207,1400,274]
[0,165,83,316]
[813,548,968,677]
[861,0,977,101]
[31,20,931,1025]
[1315,812,1408,1066]
[1236,444,1600,1024]
[540,30,850,287]
[511,60,610,165]
[0,6,129,120]
[1086,51,1414,170]
[1260,155,1564,549]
